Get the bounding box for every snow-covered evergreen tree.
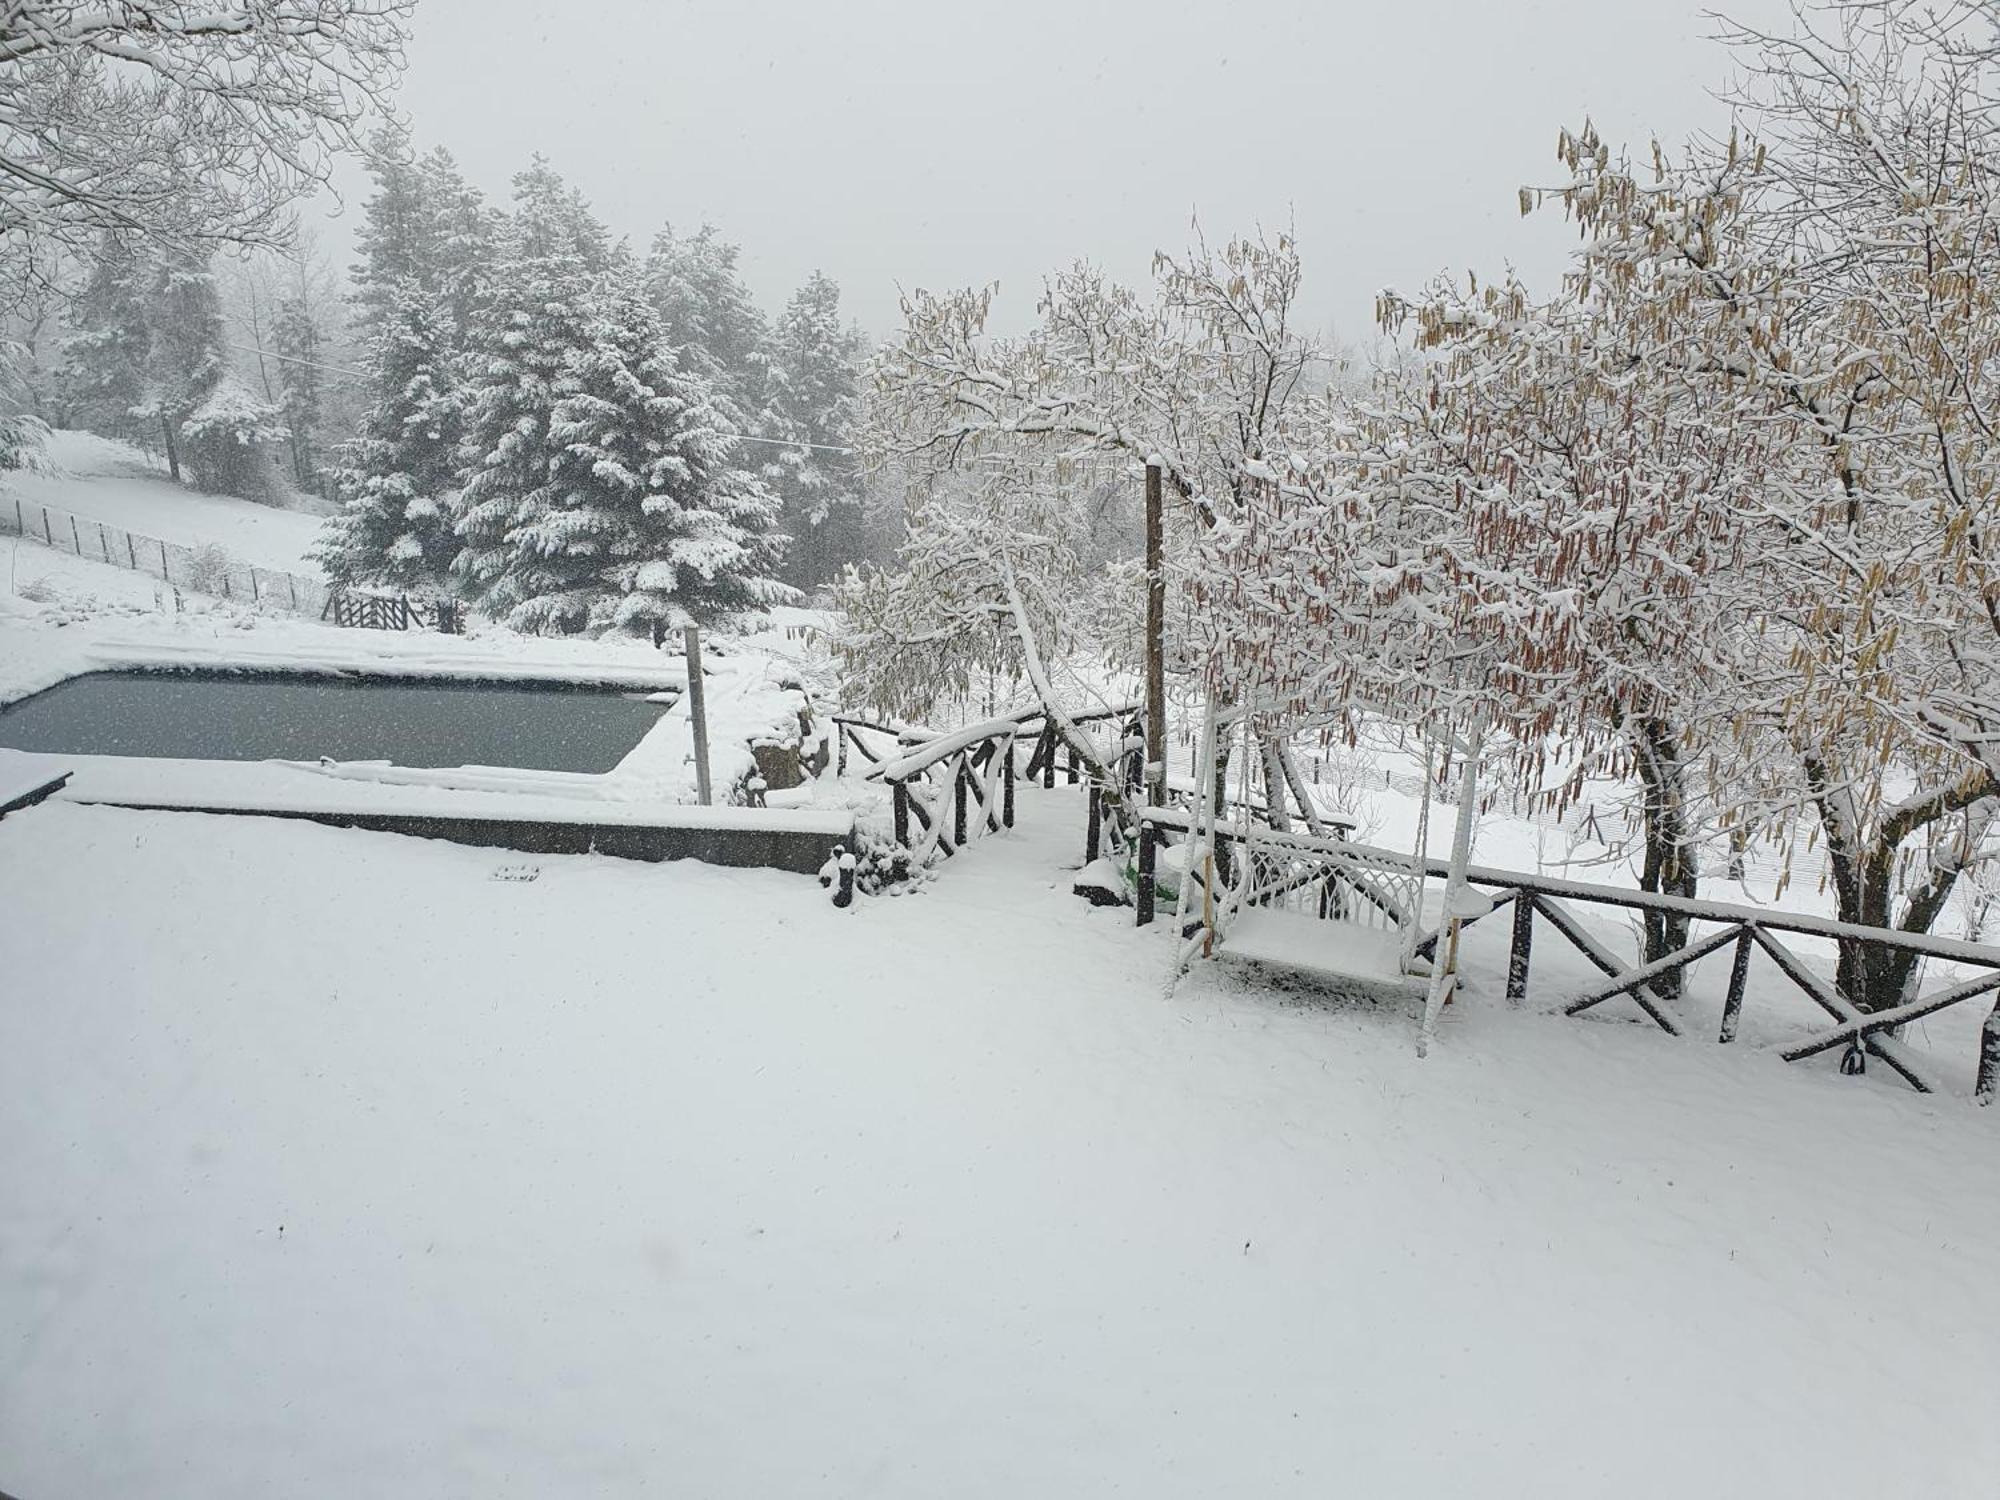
[762,271,865,587]
[319,135,498,588]
[643,223,769,425]
[58,232,154,445]
[271,293,324,491]
[552,262,788,638]
[451,159,612,627]
[315,285,463,585]
[139,247,228,485]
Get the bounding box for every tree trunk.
[1632,716,1697,1001]
[1808,756,1997,1013]
[159,412,181,485]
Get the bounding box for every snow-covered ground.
[3,789,1996,1498]
[6,429,330,575]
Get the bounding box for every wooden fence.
[1136,810,2000,1102]
[322,589,463,634]
[4,495,328,615]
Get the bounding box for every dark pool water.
[0,671,670,773]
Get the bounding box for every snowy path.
[2,790,1997,1497]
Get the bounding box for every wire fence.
[2,492,330,617]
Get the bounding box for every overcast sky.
[315,0,1787,342]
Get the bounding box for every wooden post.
[159,539,170,579]
[42,507,53,544]
[1066,743,1079,785]
[1042,722,1056,788]
[1978,998,2000,1105]
[69,513,81,553]
[249,568,260,603]
[954,757,969,847]
[288,576,299,611]
[837,726,849,777]
[126,532,138,569]
[1136,820,1157,926]
[1506,891,1535,1004]
[683,625,713,806]
[1719,926,1756,1043]
[1086,787,1102,863]
[1002,740,1016,827]
[97,523,110,562]
[1144,461,1167,818]
[893,781,910,847]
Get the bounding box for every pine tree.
[643,223,769,425]
[58,232,154,446]
[549,262,788,639]
[417,146,499,337]
[762,271,866,587]
[321,134,498,587]
[316,285,463,585]
[451,159,612,629]
[272,293,324,491]
[140,248,228,485]
[348,128,432,334]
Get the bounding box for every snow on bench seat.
[1218,908,1424,991]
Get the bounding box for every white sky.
[313,0,1788,341]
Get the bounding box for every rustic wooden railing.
[832,704,1140,866]
[1136,814,2000,1102]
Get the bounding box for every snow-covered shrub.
[0,412,50,475]
[180,376,290,503]
[850,828,923,895]
[182,543,236,596]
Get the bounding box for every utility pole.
[1144,461,1166,808]
[684,625,713,806]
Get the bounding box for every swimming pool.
[0,670,671,774]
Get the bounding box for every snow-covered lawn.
[7,429,330,576]
[4,791,1996,1498]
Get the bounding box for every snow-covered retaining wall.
[60,767,856,874]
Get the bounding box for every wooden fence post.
[97,523,110,562]
[1042,722,1056,789]
[837,726,849,777]
[1144,460,1167,816]
[1136,820,1157,926]
[893,781,910,847]
[1002,740,1016,827]
[954,757,969,847]
[1978,1000,2000,1105]
[42,508,53,545]
[159,539,170,580]
[1086,786,1102,864]
[1506,892,1534,1004]
[1719,926,1756,1043]
[69,513,81,553]
[126,532,137,569]
[684,625,713,806]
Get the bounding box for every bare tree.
[0,2,413,257]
